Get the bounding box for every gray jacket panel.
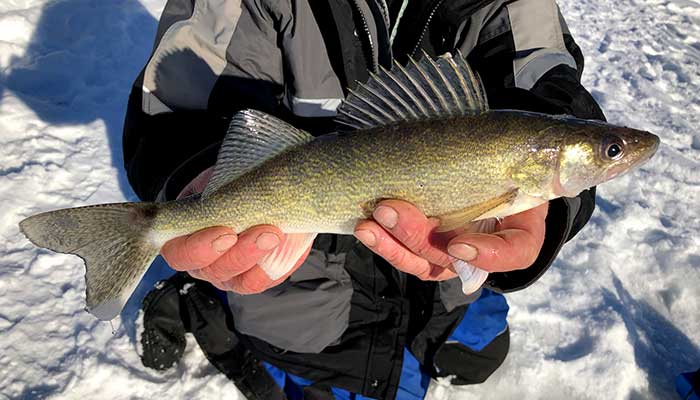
[227,249,353,353]
[141,0,344,118]
[280,0,345,116]
[457,0,576,90]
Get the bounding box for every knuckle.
[205,264,232,282]
[209,280,227,291]
[401,231,428,253]
[415,266,432,281]
[227,246,256,271]
[516,232,541,268]
[182,235,207,268]
[198,269,218,284]
[383,245,407,268]
[225,279,246,294]
[239,275,266,294]
[161,241,185,269]
[522,245,540,268]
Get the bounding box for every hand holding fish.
[161,167,310,294]
[161,224,312,293]
[354,200,548,281]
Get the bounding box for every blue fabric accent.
[286,373,315,400]
[263,349,431,400]
[263,362,313,400]
[263,362,287,393]
[448,288,509,352]
[396,348,430,400]
[676,370,700,400]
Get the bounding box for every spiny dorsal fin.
[203,109,313,198]
[335,51,488,130]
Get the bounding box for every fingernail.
[212,234,237,253]
[354,229,376,247]
[256,232,280,251]
[373,206,398,229]
[448,243,478,261]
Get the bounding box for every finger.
[355,220,450,281]
[370,200,453,267]
[447,203,548,273]
[223,245,312,294]
[199,225,283,282]
[428,264,458,281]
[188,269,204,280]
[187,269,228,290]
[161,227,238,271]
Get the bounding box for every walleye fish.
[19,53,659,320]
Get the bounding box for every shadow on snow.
[0,0,177,347]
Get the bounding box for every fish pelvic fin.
[434,189,518,232]
[19,202,161,320]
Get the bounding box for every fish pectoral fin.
[203,110,314,198]
[258,232,318,280]
[434,189,518,232]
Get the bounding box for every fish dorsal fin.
[335,51,488,130]
[434,189,518,232]
[203,109,313,198]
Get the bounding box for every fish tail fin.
[19,202,161,320]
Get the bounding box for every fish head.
[555,122,660,197]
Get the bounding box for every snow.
[0,0,698,399]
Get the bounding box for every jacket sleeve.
[123,0,341,201]
[457,0,604,293]
[123,0,284,201]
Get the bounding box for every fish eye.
[607,143,622,158]
[602,136,625,160]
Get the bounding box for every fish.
[18,52,660,320]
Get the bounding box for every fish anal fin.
[258,233,318,280]
[434,189,518,232]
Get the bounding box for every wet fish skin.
[152,111,659,240]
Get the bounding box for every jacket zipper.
[349,0,378,73]
[410,0,446,57]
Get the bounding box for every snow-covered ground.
[0,0,698,399]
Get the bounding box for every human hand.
[353,200,548,281]
[160,168,311,294]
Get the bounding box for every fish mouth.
[606,133,659,180]
[632,133,660,166]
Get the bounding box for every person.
[124,0,605,398]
